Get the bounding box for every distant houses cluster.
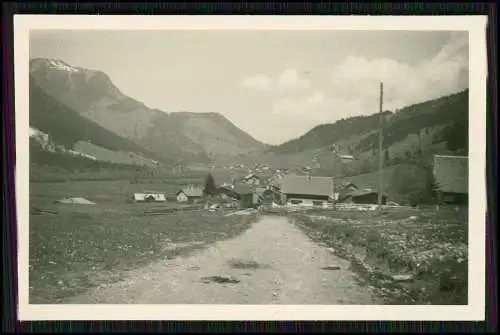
[268,175,387,208]
[30,126,98,160]
[30,126,161,167]
[131,154,468,209]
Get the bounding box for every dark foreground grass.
[29,181,257,303]
[291,207,468,305]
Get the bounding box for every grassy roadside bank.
[290,207,468,305]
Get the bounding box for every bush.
[390,164,435,205]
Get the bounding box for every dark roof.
[352,190,387,198]
[433,155,468,194]
[232,184,254,195]
[278,175,334,198]
[338,188,387,201]
[336,181,358,192]
[337,183,359,200]
[218,183,254,197]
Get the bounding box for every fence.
[142,204,204,216]
[261,202,415,215]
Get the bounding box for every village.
[132,153,468,215]
[28,83,469,305]
[31,152,468,305]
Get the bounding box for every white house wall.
[177,193,188,203]
[134,193,167,202]
[285,198,329,208]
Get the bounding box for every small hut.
[132,191,167,203]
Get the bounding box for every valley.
[29,57,468,206]
[27,55,470,307]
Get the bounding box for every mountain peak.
[29,58,267,163]
[30,58,84,73]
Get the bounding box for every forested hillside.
[30,76,161,162]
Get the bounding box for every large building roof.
[278,174,334,197]
[177,186,203,197]
[433,155,468,194]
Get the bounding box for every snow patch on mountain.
[48,60,81,73]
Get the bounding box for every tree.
[443,119,468,152]
[203,172,217,196]
[391,164,426,205]
[391,162,438,206]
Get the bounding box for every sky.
[30,30,469,145]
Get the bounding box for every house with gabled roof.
[336,182,387,205]
[338,188,388,205]
[433,155,468,205]
[132,191,167,203]
[275,174,335,207]
[176,185,204,204]
[218,183,256,209]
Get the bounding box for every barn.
[433,155,468,205]
[276,174,334,207]
[218,184,256,209]
[337,182,358,200]
[176,186,204,204]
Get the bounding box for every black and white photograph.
[15,16,487,320]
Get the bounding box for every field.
[290,206,468,305]
[29,180,257,303]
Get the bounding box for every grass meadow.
[29,180,257,303]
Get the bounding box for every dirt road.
[65,216,380,304]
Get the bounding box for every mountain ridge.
[29,76,161,163]
[29,58,267,164]
[29,57,468,180]
[227,89,468,178]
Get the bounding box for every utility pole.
[330,144,338,210]
[378,82,384,206]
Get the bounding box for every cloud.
[272,91,366,123]
[271,32,469,125]
[240,74,274,92]
[329,31,469,113]
[241,68,311,92]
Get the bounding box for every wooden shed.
[433,155,468,205]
